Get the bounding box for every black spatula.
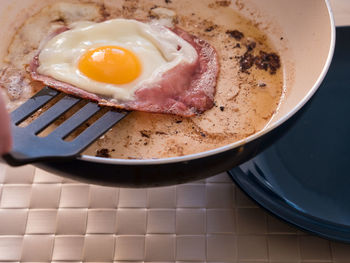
[3,87,128,166]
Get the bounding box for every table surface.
[0,1,349,262]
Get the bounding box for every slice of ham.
[30,26,219,117]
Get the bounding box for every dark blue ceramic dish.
[229,26,350,243]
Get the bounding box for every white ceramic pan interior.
[0,0,335,165]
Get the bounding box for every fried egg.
[37,18,198,101]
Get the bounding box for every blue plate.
[229,26,350,243]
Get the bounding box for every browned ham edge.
[30,26,219,117]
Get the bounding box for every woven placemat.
[0,164,349,262]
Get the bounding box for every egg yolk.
[78,46,142,85]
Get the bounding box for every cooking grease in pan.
[0,0,284,159]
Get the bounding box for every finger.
[0,93,12,155]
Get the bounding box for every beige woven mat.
[0,164,349,262]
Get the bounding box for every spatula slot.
[14,87,61,127]
[63,106,109,142]
[37,100,89,138]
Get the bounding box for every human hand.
[0,93,12,155]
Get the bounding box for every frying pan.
[0,0,335,187]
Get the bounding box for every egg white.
[37,18,198,101]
